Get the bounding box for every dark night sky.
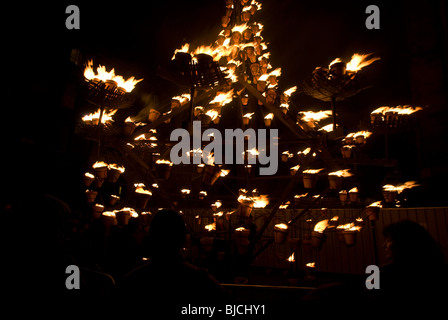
[19,0,412,109]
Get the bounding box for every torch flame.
[275,223,288,230]
[367,201,382,208]
[210,89,234,107]
[346,53,380,72]
[287,253,295,262]
[299,110,332,122]
[314,219,329,233]
[84,60,142,92]
[283,86,297,97]
[328,169,353,178]
[382,181,420,193]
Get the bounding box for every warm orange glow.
[328,169,353,178]
[297,147,311,156]
[155,159,173,166]
[283,86,297,97]
[303,168,324,174]
[306,262,316,268]
[367,201,382,208]
[84,60,142,92]
[264,113,274,120]
[205,109,220,121]
[382,181,420,193]
[92,161,108,169]
[209,90,234,107]
[205,223,216,231]
[346,53,380,72]
[108,163,125,173]
[274,223,288,230]
[313,219,329,233]
[299,110,332,122]
[82,108,118,124]
[253,195,269,208]
[134,183,152,196]
[287,253,295,262]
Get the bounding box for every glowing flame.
[243,112,255,119]
[382,181,420,193]
[232,23,248,34]
[346,53,380,72]
[181,189,191,195]
[283,86,297,97]
[210,89,234,107]
[297,147,311,156]
[108,163,125,173]
[253,195,269,208]
[134,183,152,196]
[172,93,191,105]
[287,253,295,262]
[205,223,216,231]
[84,60,142,92]
[220,169,231,177]
[346,130,372,140]
[318,124,335,132]
[371,105,423,115]
[92,161,108,168]
[367,201,382,208]
[328,169,353,178]
[274,223,288,230]
[303,168,324,174]
[205,109,219,121]
[299,110,332,122]
[306,262,315,268]
[337,222,361,231]
[264,113,274,120]
[212,200,222,209]
[155,159,173,166]
[349,187,359,193]
[314,219,329,233]
[172,43,190,59]
[238,194,254,204]
[82,108,118,124]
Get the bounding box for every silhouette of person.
[379,219,447,306]
[1,193,78,299]
[119,209,228,309]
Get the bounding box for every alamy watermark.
[169,121,279,176]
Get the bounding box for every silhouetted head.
[147,209,186,259]
[382,220,444,266]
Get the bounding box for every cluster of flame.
[382,181,420,194]
[84,60,142,92]
[82,108,118,125]
[237,189,269,208]
[370,105,423,126]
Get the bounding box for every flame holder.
[328,175,344,190]
[365,206,380,221]
[115,210,132,226]
[303,173,318,189]
[202,165,222,186]
[343,230,357,246]
[237,200,254,217]
[84,79,135,109]
[311,231,327,249]
[171,53,227,88]
[274,227,288,244]
[235,229,251,255]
